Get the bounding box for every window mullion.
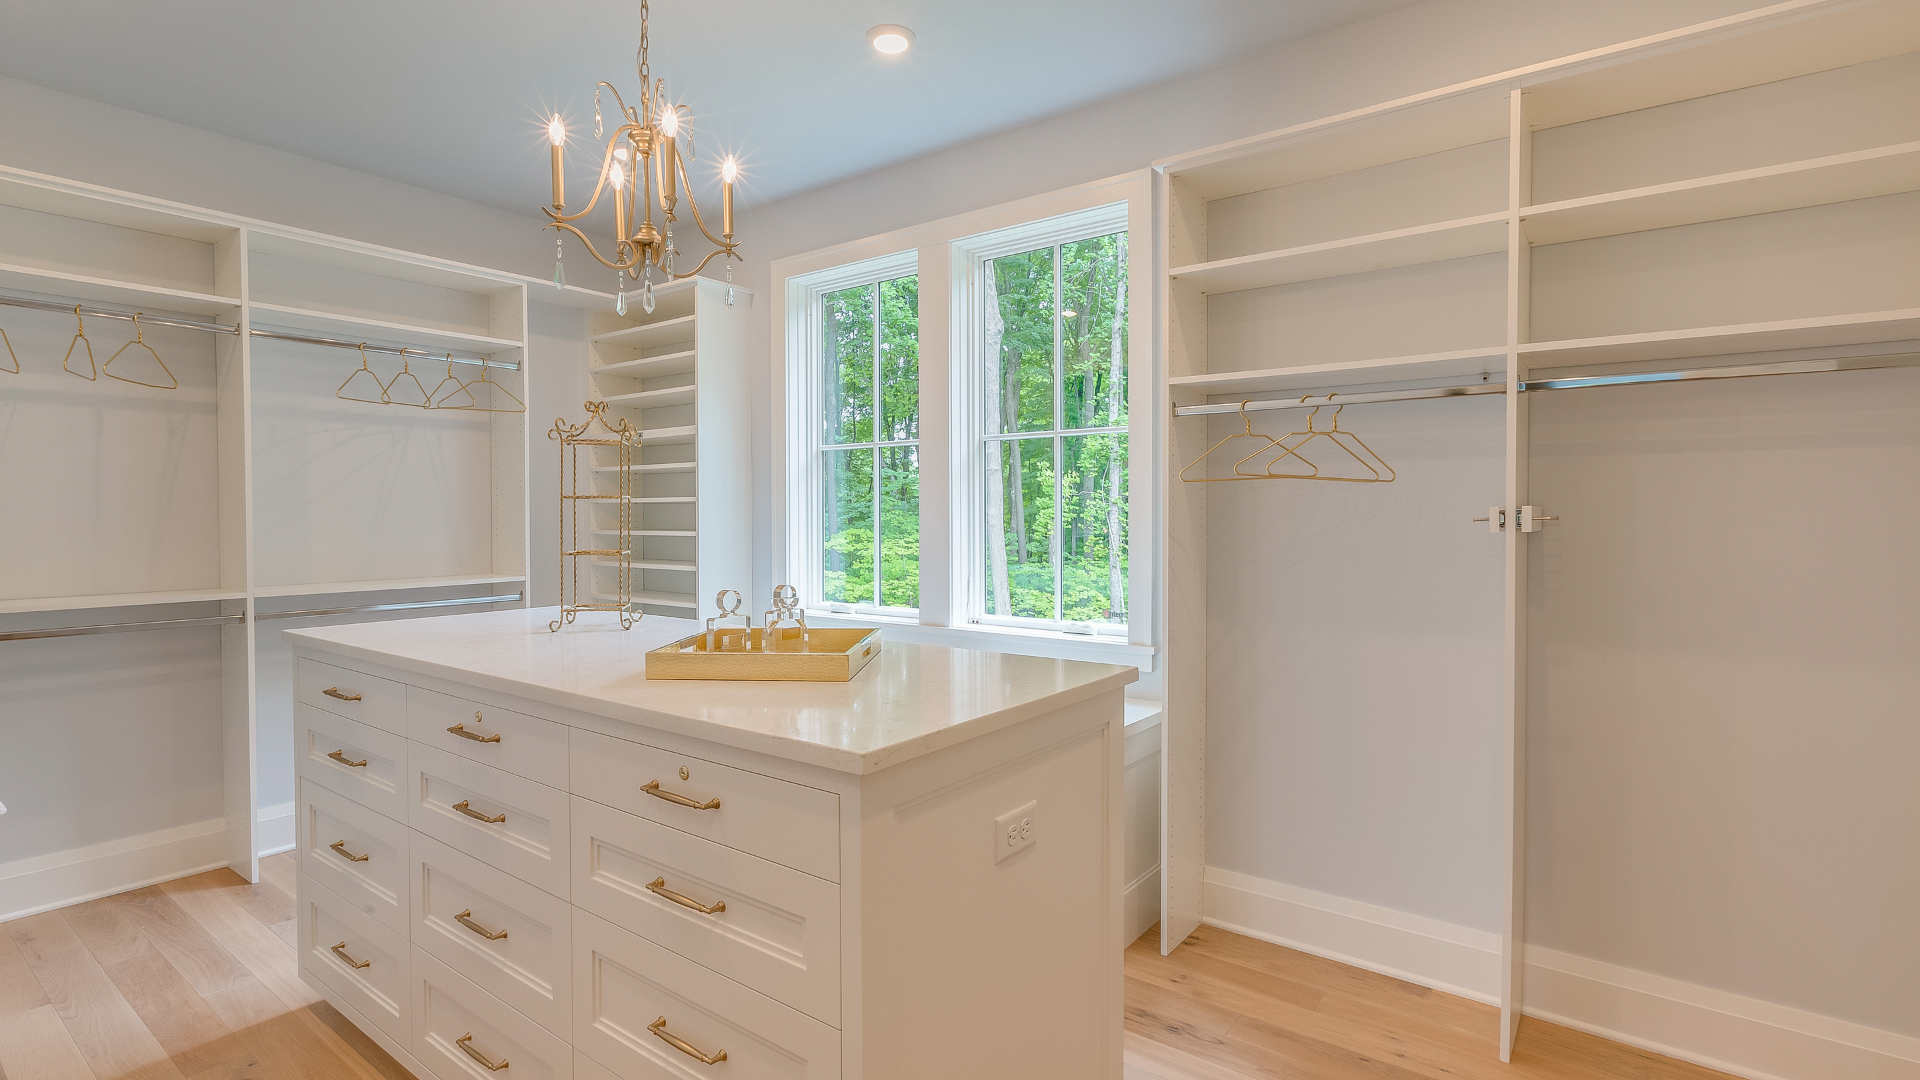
[1052,244,1065,624]
[872,284,882,607]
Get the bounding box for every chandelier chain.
[636,0,650,94]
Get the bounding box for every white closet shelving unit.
[584,275,751,618]
[1158,0,1920,1063]
[0,166,609,902]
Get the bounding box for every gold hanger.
[337,343,389,404]
[64,305,96,381]
[428,356,476,409]
[0,326,17,374]
[1178,400,1317,483]
[103,313,178,390]
[467,358,526,414]
[382,347,431,408]
[1240,396,1395,483]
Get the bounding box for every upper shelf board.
[593,348,698,380]
[250,303,524,355]
[0,262,239,316]
[602,386,697,410]
[1522,309,1920,368]
[1523,141,1920,246]
[252,574,529,599]
[0,589,247,616]
[0,174,236,244]
[249,232,519,299]
[1170,212,1509,294]
[1169,346,1509,397]
[592,314,697,350]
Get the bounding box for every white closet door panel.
[573,910,840,1080]
[412,946,573,1080]
[295,704,407,821]
[408,742,570,897]
[297,777,409,936]
[571,796,841,1026]
[411,830,573,1039]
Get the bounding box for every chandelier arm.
[596,82,639,125]
[549,223,635,273]
[673,156,731,249]
[670,247,740,281]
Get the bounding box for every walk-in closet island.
[284,607,1133,1080]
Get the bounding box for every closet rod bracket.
[1475,506,1556,533]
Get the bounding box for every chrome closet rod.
[0,613,245,643]
[0,292,518,370]
[1170,350,1920,416]
[255,593,523,621]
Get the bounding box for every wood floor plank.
[5,913,184,1080]
[224,875,297,934]
[0,1003,98,1080]
[256,853,298,905]
[202,975,385,1080]
[1124,1027,1253,1080]
[306,999,417,1080]
[100,941,258,1080]
[156,871,319,1012]
[0,922,51,1019]
[59,896,148,967]
[106,888,253,999]
[268,918,299,953]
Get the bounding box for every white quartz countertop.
[282,607,1138,775]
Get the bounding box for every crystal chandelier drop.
[542,0,739,314]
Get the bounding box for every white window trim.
[771,169,1156,671]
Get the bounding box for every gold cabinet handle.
[322,687,362,701]
[330,942,370,969]
[642,780,720,811]
[454,908,508,941]
[329,840,369,863]
[327,749,368,768]
[452,799,506,824]
[455,1033,509,1072]
[646,877,725,915]
[448,713,501,743]
[648,1017,726,1065]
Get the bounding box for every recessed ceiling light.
[867,24,915,54]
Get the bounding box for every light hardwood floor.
[0,865,1736,1080]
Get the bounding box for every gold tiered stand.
[549,400,639,631]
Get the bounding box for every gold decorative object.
[645,626,883,682]
[705,589,750,651]
[762,584,808,652]
[549,400,640,631]
[540,0,743,315]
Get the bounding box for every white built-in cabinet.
[1159,0,1919,1064]
[0,166,605,901]
[585,277,752,618]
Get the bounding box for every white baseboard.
[0,818,228,923]
[1524,946,1920,1080]
[1125,865,1161,944]
[1203,866,1502,1004]
[1201,866,1919,1080]
[256,801,295,857]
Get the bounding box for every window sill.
[802,609,1157,672]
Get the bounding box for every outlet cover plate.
[995,800,1037,863]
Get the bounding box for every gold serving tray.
[645,627,882,682]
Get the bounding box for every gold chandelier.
[543,0,738,315]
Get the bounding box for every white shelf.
[1170,347,1508,397]
[634,425,697,445]
[0,263,240,316]
[252,574,527,599]
[1523,142,1920,246]
[592,314,697,350]
[603,385,696,410]
[594,349,697,379]
[594,558,696,572]
[595,529,697,537]
[593,588,698,610]
[595,462,696,474]
[250,302,522,355]
[1522,310,1920,369]
[1170,212,1508,294]
[0,589,247,616]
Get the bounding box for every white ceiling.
[0,0,1421,216]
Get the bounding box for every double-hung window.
[819,273,919,612]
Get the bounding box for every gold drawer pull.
[455,909,508,940]
[648,1017,726,1065]
[448,713,501,743]
[330,942,370,969]
[327,749,368,768]
[456,1033,509,1072]
[322,687,362,701]
[452,799,506,824]
[329,840,369,863]
[646,877,725,915]
[642,780,720,811]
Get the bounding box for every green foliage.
[822,277,919,608]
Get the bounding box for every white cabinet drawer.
[413,946,572,1080]
[409,742,570,898]
[570,729,839,882]
[410,687,569,790]
[298,874,410,1047]
[573,910,840,1080]
[296,704,407,821]
[297,656,405,734]
[297,778,408,937]
[412,831,573,1039]
[572,797,840,1026]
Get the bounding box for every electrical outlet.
[994,800,1038,863]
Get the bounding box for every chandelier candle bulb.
[721,157,737,239]
[660,134,677,211]
[547,117,566,211]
